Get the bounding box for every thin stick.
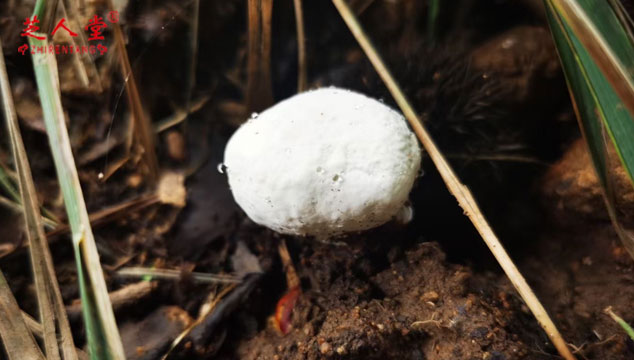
[293,0,307,92]
[331,1,576,359]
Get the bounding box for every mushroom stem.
[331,1,577,359]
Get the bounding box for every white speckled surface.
[224,87,421,238]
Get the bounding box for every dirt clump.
[231,240,543,360]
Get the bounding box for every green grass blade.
[605,307,634,341]
[427,0,440,42]
[29,35,126,360]
[544,0,634,259]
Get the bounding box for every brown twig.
[331,1,576,359]
[66,281,157,321]
[46,193,160,238]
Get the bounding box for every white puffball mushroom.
[224,87,421,238]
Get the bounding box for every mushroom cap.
[224,87,421,238]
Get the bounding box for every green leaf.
[544,0,634,259]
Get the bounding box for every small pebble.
[421,290,439,303]
[336,346,346,355]
[320,342,331,354]
[165,130,186,161]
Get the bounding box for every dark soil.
[0,0,633,359]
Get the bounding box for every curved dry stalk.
[293,0,307,92]
[331,1,576,359]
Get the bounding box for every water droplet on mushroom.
[217,163,226,174]
[250,112,259,119]
[332,174,342,182]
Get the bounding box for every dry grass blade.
[22,311,91,360]
[29,35,125,359]
[246,0,274,112]
[116,267,242,284]
[0,157,59,229]
[155,95,210,132]
[0,43,47,360]
[160,284,238,360]
[0,39,77,360]
[46,192,160,238]
[293,0,307,92]
[107,0,159,184]
[0,270,45,360]
[0,160,20,203]
[184,0,200,122]
[59,0,102,91]
[330,1,576,359]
